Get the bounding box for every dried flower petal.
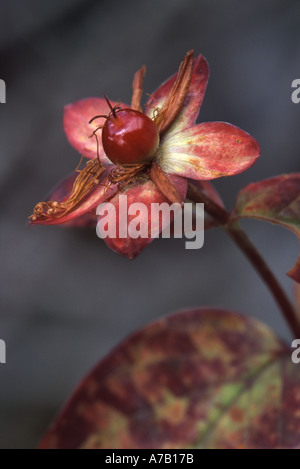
[131,65,146,112]
[150,162,184,205]
[153,50,194,135]
[145,54,209,136]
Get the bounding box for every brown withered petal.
[150,162,184,206]
[145,54,209,137]
[131,65,146,112]
[154,50,194,135]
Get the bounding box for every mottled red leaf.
[63,97,127,164]
[232,174,300,283]
[145,54,209,136]
[40,309,300,450]
[98,174,187,259]
[158,122,260,180]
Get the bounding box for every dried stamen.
[108,162,151,190]
[30,158,106,222]
[89,125,104,139]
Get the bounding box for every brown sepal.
[131,65,146,112]
[150,162,184,206]
[154,50,194,135]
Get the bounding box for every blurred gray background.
[0,0,299,448]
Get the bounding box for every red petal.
[62,212,98,228]
[145,54,209,135]
[31,168,118,226]
[159,122,260,180]
[63,98,128,164]
[98,175,187,259]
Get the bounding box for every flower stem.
[187,182,300,338]
[227,223,300,337]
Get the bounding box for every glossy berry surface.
[102,109,159,165]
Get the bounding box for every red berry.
[102,109,159,165]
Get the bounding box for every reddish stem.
[187,182,300,338]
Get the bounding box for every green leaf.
[232,174,300,283]
[39,309,300,449]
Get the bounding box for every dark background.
[0,0,299,449]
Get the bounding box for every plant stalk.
[187,182,300,338]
